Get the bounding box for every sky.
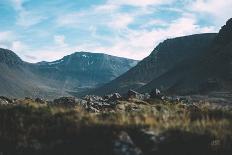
[0,0,231,62]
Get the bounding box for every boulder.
[113,131,143,155]
[83,95,118,110]
[127,90,144,100]
[104,93,122,102]
[84,95,103,102]
[53,97,76,106]
[0,96,13,105]
[150,89,163,99]
[86,106,100,113]
[35,98,46,104]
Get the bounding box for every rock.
[127,90,144,100]
[0,96,13,105]
[77,99,88,106]
[150,88,163,99]
[83,95,117,110]
[113,131,143,155]
[136,130,160,154]
[53,97,76,106]
[87,106,100,113]
[108,93,122,101]
[84,95,103,102]
[144,93,151,100]
[35,98,46,104]
[25,97,33,100]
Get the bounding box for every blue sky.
[0,0,231,62]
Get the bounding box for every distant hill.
[0,49,138,98]
[91,33,217,95]
[32,52,138,95]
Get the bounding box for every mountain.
[0,48,23,66]
[0,49,138,98]
[139,18,232,94]
[32,52,138,95]
[0,48,47,97]
[91,33,217,95]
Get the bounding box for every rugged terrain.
[0,92,231,155]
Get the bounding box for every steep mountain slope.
[141,18,232,94]
[0,49,138,98]
[0,49,50,98]
[91,33,217,95]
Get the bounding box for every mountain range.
[91,18,232,96]
[0,50,138,98]
[0,18,231,98]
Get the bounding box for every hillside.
[140,18,232,95]
[91,33,217,95]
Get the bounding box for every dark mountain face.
[140,18,232,94]
[0,48,23,66]
[0,49,138,98]
[91,33,217,95]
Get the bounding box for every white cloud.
[10,0,24,11]
[34,13,217,62]
[141,19,169,29]
[108,0,174,7]
[108,14,134,29]
[191,0,232,25]
[0,31,14,43]
[56,13,83,27]
[16,10,46,27]
[10,0,45,27]
[11,41,27,52]
[76,15,216,60]
[54,35,67,47]
[3,0,224,63]
[55,0,164,29]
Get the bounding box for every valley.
[0,9,232,155]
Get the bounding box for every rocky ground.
[0,90,232,155]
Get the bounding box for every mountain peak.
[0,48,23,66]
[216,18,232,45]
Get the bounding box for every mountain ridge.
[0,49,138,98]
[90,33,217,96]
[140,18,232,94]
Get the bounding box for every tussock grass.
[0,99,231,155]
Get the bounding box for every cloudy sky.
[0,0,231,62]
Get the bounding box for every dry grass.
[0,99,231,155]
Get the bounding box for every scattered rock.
[35,98,46,104]
[25,97,33,100]
[53,97,76,106]
[108,93,122,101]
[87,106,100,113]
[83,95,118,110]
[150,88,163,99]
[113,131,143,155]
[127,90,144,100]
[0,96,13,105]
[84,95,103,102]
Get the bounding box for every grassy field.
[0,98,231,155]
